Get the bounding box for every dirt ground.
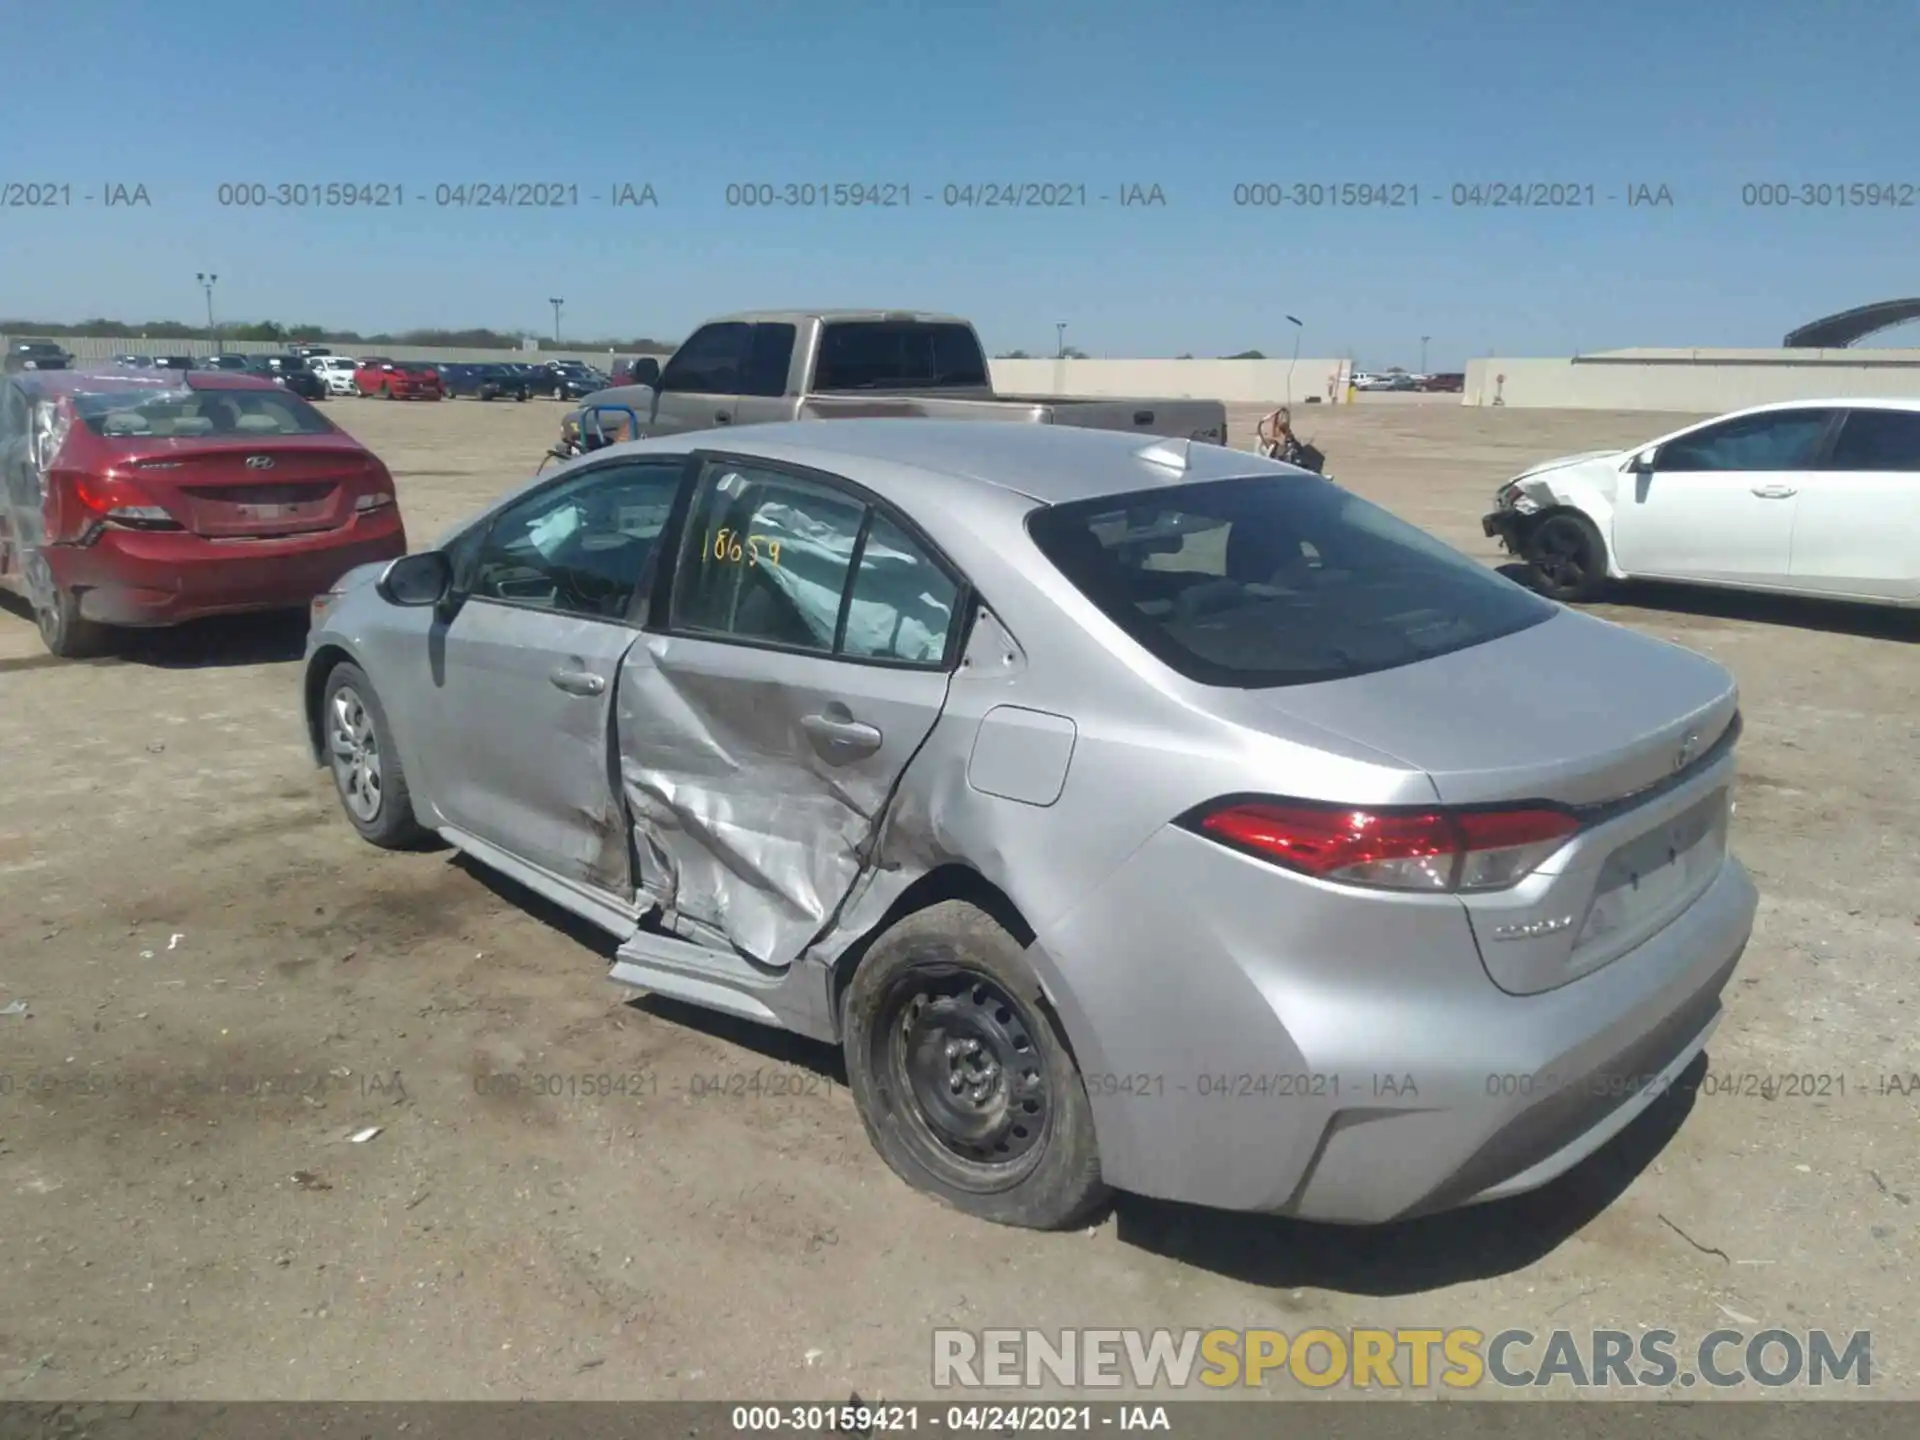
[0,395,1913,1402]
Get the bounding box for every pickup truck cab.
[576,310,1229,447]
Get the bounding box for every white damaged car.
[1482,399,1920,607]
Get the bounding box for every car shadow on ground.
[0,594,310,671]
[444,852,1708,1296]
[1495,563,1919,642]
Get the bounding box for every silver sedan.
[302,421,1757,1229]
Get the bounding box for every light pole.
[196,272,218,350]
[1420,335,1431,374]
[549,298,564,345]
[1284,314,1303,405]
[1055,322,1067,359]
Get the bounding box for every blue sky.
[6,0,1917,366]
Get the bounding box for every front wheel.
[321,663,430,849]
[842,901,1107,1230]
[1524,511,1610,603]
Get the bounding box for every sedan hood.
[1246,608,1739,807]
[1513,448,1622,479]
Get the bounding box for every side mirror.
[376,551,452,607]
[629,357,661,388]
[1626,446,1657,473]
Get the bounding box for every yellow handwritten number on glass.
[709,528,780,566]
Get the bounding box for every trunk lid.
[115,436,383,538]
[1241,608,1741,994]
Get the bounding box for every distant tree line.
[0,317,678,353]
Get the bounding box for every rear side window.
[671,463,868,653]
[812,322,988,390]
[1657,409,1835,472]
[1826,409,1920,471]
[72,387,335,438]
[668,459,962,666]
[1027,475,1555,688]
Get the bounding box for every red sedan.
[0,368,408,657]
[352,357,443,400]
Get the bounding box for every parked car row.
[1348,370,1464,393]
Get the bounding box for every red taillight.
[1191,800,1580,893]
[61,474,183,539]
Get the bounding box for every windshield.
[811,321,988,390]
[73,386,337,438]
[1027,475,1555,688]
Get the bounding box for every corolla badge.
[244,455,276,470]
[1674,730,1700,772]
[1490,915,1575,942]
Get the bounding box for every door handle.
[714,411,732,424]
[549,668,607,696]
[801,710,883,761]
[1749,484,1797,498]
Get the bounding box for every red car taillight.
[58,474,184,541]
[1186,799,1580,893]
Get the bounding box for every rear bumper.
[1032,825,1758,1221]
[46,513,407,626]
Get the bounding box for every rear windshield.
[1027,475,1555,688]
[72,386,336,438]
[812,321,988,390]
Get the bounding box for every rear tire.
[842,901,1108,1230]
[35,588,112,659]
[320,663,430,849]
[1524,511,1609,603]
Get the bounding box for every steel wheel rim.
[880,964,1051,1173]
[327,685,383,822]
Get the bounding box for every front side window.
[657,322,750,395]
[468,459,685,620]
[1028,474,1555,688]
[1657,410,1835,472]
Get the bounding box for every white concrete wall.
[1466,348,1920,411]
[990,357,1353,406]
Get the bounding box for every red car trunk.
[110,437,386,538]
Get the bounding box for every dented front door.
[430,603,639,894]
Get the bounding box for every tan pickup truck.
[565,309,1229,448]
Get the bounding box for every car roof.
[1704,397,1920,419]
[703,308,972,328]
[12,367,281,396]
[609,419,1288,507]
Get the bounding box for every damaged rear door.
[619,454,966,966]
[421,456,688,897]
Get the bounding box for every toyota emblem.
[245,455,275,470]
[1673,730,1700,772]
